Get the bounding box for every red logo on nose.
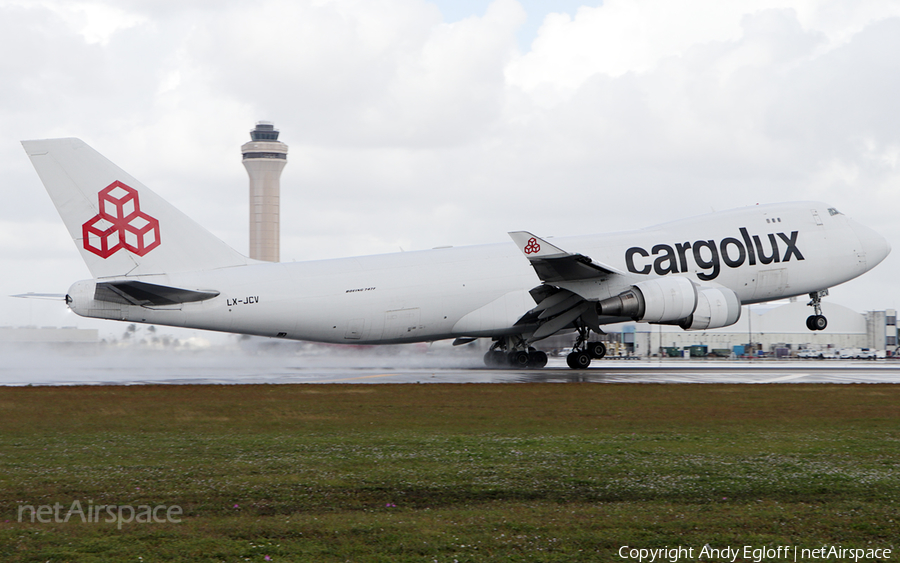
[82,181,160,258]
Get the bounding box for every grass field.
[0,383,897,562]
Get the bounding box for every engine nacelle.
[678,286,742,330]
[597,276,698,323]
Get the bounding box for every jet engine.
[678,286,741,330]
[597,276,698,323]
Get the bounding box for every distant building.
[629,302,897,356]
[242,121,288,262]
[537,302,898,357]
[866,309,897,350]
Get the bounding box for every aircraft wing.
[508,231,628,342]
[508,231,623,282]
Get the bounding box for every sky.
[2,0,900,339]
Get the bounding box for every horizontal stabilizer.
[95,280,220,307]
[11,293,67,301]
[508,231,622,282]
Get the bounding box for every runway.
[2,348,900,385]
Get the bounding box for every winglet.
[508,231,567,259]
[508,231,625,282]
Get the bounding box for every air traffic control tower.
[242,121,288,262]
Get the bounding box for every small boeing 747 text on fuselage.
[21,138,891,368]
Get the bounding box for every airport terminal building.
[614,301,897,357]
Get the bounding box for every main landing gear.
[483,336,548,369]
[806,289,828,331]
[565,326,606,369]
[483,327,607,369]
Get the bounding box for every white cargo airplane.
[21,138,890,368]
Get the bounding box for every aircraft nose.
[852,221,891,267]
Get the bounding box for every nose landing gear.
[806,289,828,331]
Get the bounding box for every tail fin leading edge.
[23,138,249,279]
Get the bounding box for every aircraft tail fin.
[22,138,250,279]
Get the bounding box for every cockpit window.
[827,208,842,216]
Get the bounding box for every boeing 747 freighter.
[22,138,890,368]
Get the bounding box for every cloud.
[187,0,525,147]
[2,0,900,335]
[507,0,900,96]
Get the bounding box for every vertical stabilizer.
[23,138,250,279]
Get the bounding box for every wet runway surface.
[262,359,900,385]
[2,350,900,385]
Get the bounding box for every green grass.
[0,384,898,561]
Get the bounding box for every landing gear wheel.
[566,350,592,369]
[587,341,606,359]
[508,350,530,368]
[806,315,827,331]
[528,350,548,368]
[813,315,827,331]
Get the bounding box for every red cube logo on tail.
[82,181,160,258]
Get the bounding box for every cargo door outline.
[811,209,823,226]
[383,308,421,341]
[753,268,787,300]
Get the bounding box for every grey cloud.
[2,1,899,332]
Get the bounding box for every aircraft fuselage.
[66,201,887,344]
